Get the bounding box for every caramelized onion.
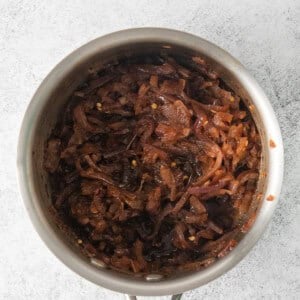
[45,54,261,275]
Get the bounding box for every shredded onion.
[45,54,262,275]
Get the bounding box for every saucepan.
[17,28,283,299]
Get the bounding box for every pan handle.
[125,294,182,300]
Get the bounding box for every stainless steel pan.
[17,28,283,298]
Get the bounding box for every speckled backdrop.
[0,0,299,299]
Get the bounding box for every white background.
[0,0,299,299]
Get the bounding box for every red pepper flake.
[269,139,276,148]
[267,194,275,201]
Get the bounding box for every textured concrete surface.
[0,0,299,299]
